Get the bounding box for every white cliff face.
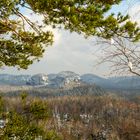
[48,71,81,88]
[42,75,48,81]
[63,76,81,86]
[28,74,48,86]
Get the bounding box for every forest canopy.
[0,0,140,69]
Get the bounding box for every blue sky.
[0,1,140,76]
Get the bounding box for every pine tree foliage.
[0,0,140,69]
[0,0,53,69]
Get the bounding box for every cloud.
[41,31,98,74]
[128,3,140,25]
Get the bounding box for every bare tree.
[96,36,140,76]
[92,0,140,77]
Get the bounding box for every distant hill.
[81,74,115,88]
[27,74,48,86]
[0,72,140,90]
[109,76,140,89]
[81,74,140,89]
[47,71,81,89]
[0,74,30,85]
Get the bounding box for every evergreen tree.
[0,0,140,69]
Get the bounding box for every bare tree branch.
[96,36,140,76]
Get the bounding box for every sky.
[0,1,140,76]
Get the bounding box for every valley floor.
[0,94,140,140]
